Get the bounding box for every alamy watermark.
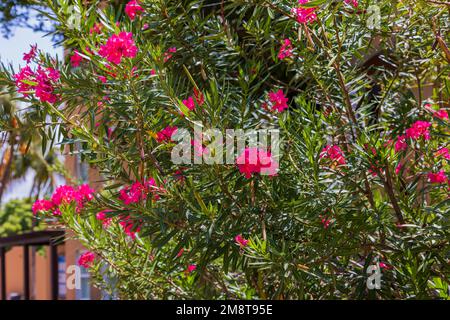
[366,257,382,290]
[66,265,82,290]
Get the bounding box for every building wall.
[5,246,51,300]
[3,241,101,300]
[5,247,23,298]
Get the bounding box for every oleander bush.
[0,0,449,299]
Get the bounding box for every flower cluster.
[433,109,449,121]
[70,50,83,67]
[98,32,138,65]
[405,120,431,141]
[344,0,358,7]
[321,216,332,229]
[425,103,449,121]
[235,234,249,247]
[78,251,95,268]
[119,215,142,239]
[125,0,144,21]
[14,64,60,103]
[292,0,318,24]
[394,135,407,153]
[23,44,37,63]
[436,147,450,160]
[185,264,197,275]
[163,47,177,63]
[96,210,113,227]
[236,147,279,178]
[428,170,448,184]
[32,184,95,216]
[182,97,195,111]
[394,120,432,155]
[267,90,289,112]
[320,145,346,167]
[119,178,162,205]
[90,23,103,35]
[278,39,293,60]
[156,126,178,143]
[181,88,205,114]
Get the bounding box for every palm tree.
[0,90,63,204]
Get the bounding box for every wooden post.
[50,245,59,300]
[23,245,30,300]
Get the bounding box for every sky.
[0,25,63,203]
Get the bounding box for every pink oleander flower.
[156,126,178,143]
[70,50,83,67]
[436,147,450,160]
[125,0,144,21]
[119,182,146,205]
[96,210,107,220]
[98,75,107,83]
[90,23,103,34]
[428,170,448,184]
[107,127,114,139]
[32,199,55,215]
[278,39,293,60]
[395,163,403,175]
[14,65,35,96]
[182,96,195,111]
[185,264,197,275]
[35,66,60,103]
[344,0,358,7]
[379,261,393,270]
[268,89,289,112]
[433,109,449,121]
[46,67,61,82]
[236,147,279,178]
[405,121,431,141]
[119,216,141,239]
[150,69,156,76]
[14,65,60,103]
[176,248,185,258]
[394,135,407,153]
[292,0,318,24]
[98,32,138,65]
[193,87,205,106]
[51,185,78,206]
[320,145,346,166]
[76,184,95,209]
[174,169,186,183]
[129,66,139,78]
[78,251,95,268]
[321,216,331,229]
[235,234,249,247]
[96,210,113,227]
[49,184,94,211]
[163,47,177,62]
[23,44,37,63]
[119,178,160,205]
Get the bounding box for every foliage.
[0,0,449,299]
[0,0,126,38]
[0,91,66,202]
[0,198,44,237]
